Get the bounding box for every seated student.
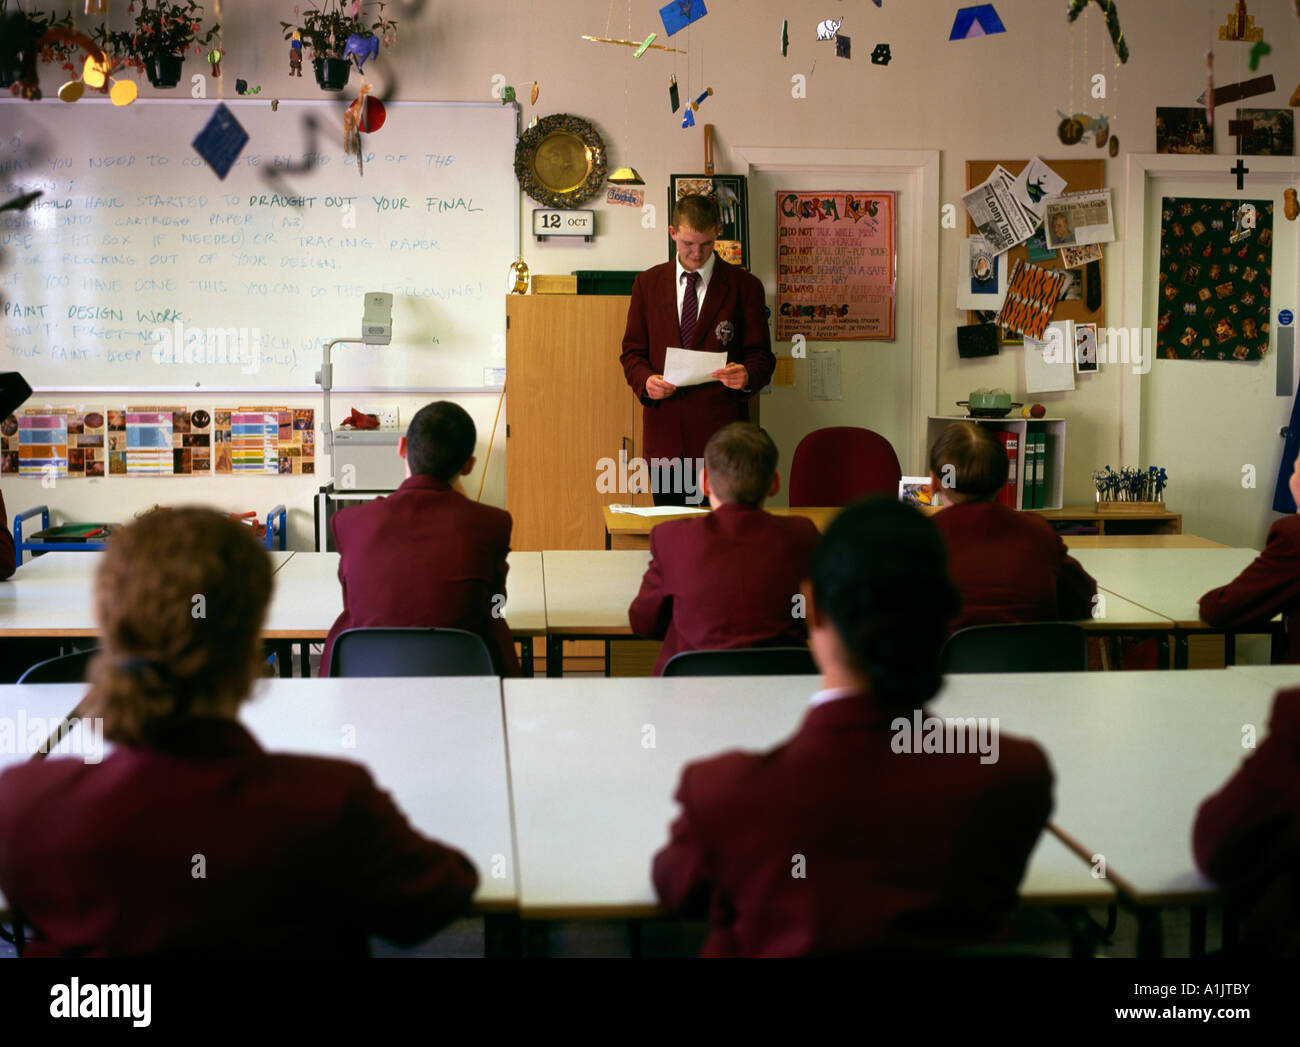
[0,508,478,956]
[652,498,1054,956]
[628,422,819,675]
[929,421,1097,632]
[0,490,13,581]
[1198,446,1300,663]
[322,401,520,676]
[1193,687,1300,957]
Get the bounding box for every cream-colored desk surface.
[1069,548,1260,627]
[1225,664,1300,690]
[603,506,841,550]
[1063,534,1226,550]
[503,675,1112,918]
[0,551,295,637]
[540,549,1170,635]
[0,683,99,913]
[49,676,516,910]
[933,669,1278,905]
[260,551,546,638]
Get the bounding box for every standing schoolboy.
[322,401,519,676]
[628,422,819,675]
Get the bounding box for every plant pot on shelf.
[313,57,351,91]
[142,54,184,88]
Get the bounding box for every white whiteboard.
[0,98,518,390]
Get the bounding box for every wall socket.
[362,406,399,429]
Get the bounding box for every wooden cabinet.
[506,294,646,550]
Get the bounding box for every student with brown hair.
[0,508,478,956]
[652,498,1053,956]
[929,420,1096,632]
[628,422,819,674]
[620,194,775,506]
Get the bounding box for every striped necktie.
[679,270,700,349]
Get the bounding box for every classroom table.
[933,668,1280,957]
[262,551,546,677]
[602,505,841,550]
[0,683,96,917]
[1069,547,1269,667]
[539,549,1178,677]
[1061,534,1226,550]
[503,675,1115,956]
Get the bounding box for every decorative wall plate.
[514,114,607,208]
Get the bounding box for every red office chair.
[787,427,902,507]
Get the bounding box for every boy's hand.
[646,375,678,399]
[712,363,749,389]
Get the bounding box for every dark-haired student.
[652,498,1054,956]
[0,490,14,581]
[628,423,819,675]
[1193,687,1300,956]
[321,401,520,676]
[0,508,478,956]
[929,421,1096,632]
[1198,446,1300,663]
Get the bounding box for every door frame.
[732,146,942,469]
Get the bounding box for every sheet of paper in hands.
[962,164,1037,254]
[663,347,728,388]
[1011,157,1068,222]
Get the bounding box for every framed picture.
[1235,108,1295,156]
[1156,107,1213,155]
[667,173,750,269]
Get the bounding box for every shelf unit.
[926,416,1065,511]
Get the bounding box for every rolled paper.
[634,33,656,58]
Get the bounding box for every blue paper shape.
[659,0,707,37]
[191,103,249,180]
[949,4,1006,40]
[681,107,696,129]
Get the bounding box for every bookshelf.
[925,416,1066,511]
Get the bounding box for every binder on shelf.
[995,430,1019,508]
[1034,431,1047,509]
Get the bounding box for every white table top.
[503,675,1112,918]
[0,550,294,637]
[260,551,545,638]
[49,676,516,910]
[1069,548,1262,627]
[0,683,93,912]
[1225,664,1300,690]
[932,669,1280,905]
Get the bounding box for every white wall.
[4,0,1299,546]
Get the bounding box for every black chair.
[939,623,1089,674]
[661,647,818,677]
[328,627,497,677]
[17,648,99,684]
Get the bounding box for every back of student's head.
[672,193,721,233]
[704,423,778,506]
[86,508,273,744]
[929,421,1008,502]
[406,401,476,481]
[811,498,961,708]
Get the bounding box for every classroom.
[0,0,1298,981]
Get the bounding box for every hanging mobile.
[669,74,680,112]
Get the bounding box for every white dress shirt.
[674,252,716,328]
[807,686,858,708]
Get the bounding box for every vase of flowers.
[92,0,219,88]
[281,1,398,93]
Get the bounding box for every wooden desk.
[503,676,1113,929]
[1032,505,1182,535]
[1063,534,1225,550]
[262,551,546,676]
[49,677,517,914]
[933,669,1279,955]
[603,505,841,551]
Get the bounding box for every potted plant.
[281,1,398,93]
[92,0,219,89]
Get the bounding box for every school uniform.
[321,473,520,676]
[1193,687,1300,957]
[0,717,478,956]
[933,501,1098,632]
[0,491,15,581]
[652,688,1054,957]
[620,256,775,467]
[1198,515,1300,663]
[627,503,819,675]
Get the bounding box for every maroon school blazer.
[321,474,520,676]
[620,258,775,463]
[0,718,478,956]
[652,691,1054,957]
[0,490,15,580]
[1199,515,1300,663]
[627,503,820,675]
[1193,687,1300,957]
[933,501,1098,633]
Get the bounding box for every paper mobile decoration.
[816,18,843,41]
[192,104,250,181]
[582,34,686,54]
[1218,1,1263,41]
[836,35,851,58]
[669,74,680,112]
[659,0,707,36]
[949,4,1005,40]
[871,43,891,64]
[1067,0,1129,63]
[781,19,788,55]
